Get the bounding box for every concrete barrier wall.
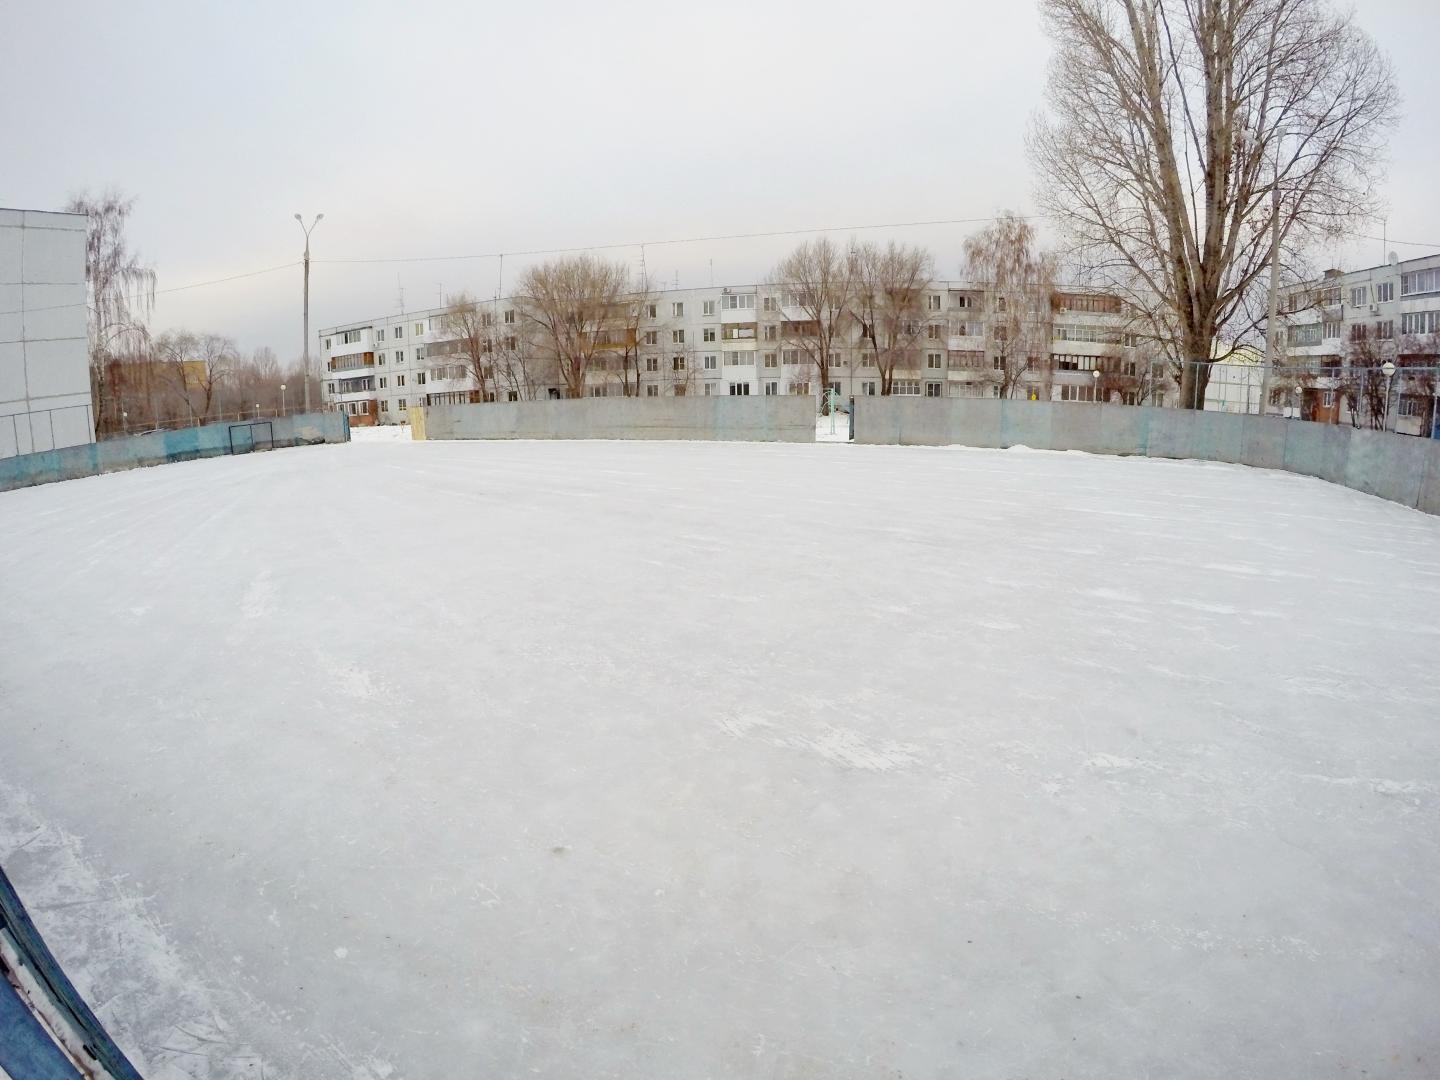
[854,398,1440,516]
[417,396,815,443]
[0,412,349,493]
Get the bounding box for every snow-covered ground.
[2,439,1438,1079]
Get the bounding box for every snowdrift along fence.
[855,398,1440,515]
[415,396,815,443]
[0,411,350,493]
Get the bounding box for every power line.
[1356,234,1440,250]
[312,216,1006,267]
[0,260,300,318]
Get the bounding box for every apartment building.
[1279,251,1440,434]
[318,280,1161,425]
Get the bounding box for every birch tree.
[64,191,156,434]
[1029,0,1399,408]
[963,213,1057,400]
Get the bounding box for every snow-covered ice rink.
[3,434,1439,1079]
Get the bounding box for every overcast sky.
[5,0,1438,360]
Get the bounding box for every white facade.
[320,281,1159,424]
[1203,349,1264,414]
[1279,251,1440,433]
[0,209,92,458]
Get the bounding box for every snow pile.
[1,439,1438,1079]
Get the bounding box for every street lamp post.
[1091,367,1102,403]
[1381,359,1397,431]
[280,383,287,416]
[294,213,325,413]
[254,403,261,420]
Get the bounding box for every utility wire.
[0,261,300,318]
[312,216,1007,266]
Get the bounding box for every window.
[379,377,387,389]
[832,352,845,368]
[949,350,986,369]
[1400,394,1424,417]
[376,352,386,365]
[375,329,385,342]
[1376,320,1394,340]
[395,350,405,363]
[415,345,426,361]
[724,293,755,309]
[1290,323,1323,347]
[1401,269,1440,296]
[1059,384,1097,402]
[1318,286,1342,306]
[862,381,876,395]
[380,400,389,412]
[398,398,407,409]
[789,382,809,396]
[763,325,777,341]
[950,293,976,310]
[927,352,943,369]
[396,374,406,386]
[728,382,751,395]
[1376,282,1394,303]
[763,353,778,368]
[762,296,777,312]
[324,338,332,349]
[672,329,685,344]
[893,379,921,396]
[672,355,686,371]
[703,327,717,342]
[703,384,714,396]
[764,381,778,395]
[667,301,682,318]
[703,354,717,370]
[925,382,943,397]
[1322,390,1336,407]
[1349,324,1369,342]
[507,390,518,401]
[926,324,943,341]
[1351,286,1369,307]
[505,336,518,351]
[416,372,427,385]
[503,309,515,324]
[646,303,657,318]
[1401,310,1440,334]
[703,299,716,316]
[340,329,362,345]
[414,323,424,336]
[393,325,404,338]
[646,384,659,397]
[724,351,746,366]
[783,349,802,365]
[588,385,609,398]
[646,356,659,372]
[644,330,659,346]
[927,294,941,311]
[1323,320,1342,340]
[325,382,336,396]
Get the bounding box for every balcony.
[328,351,375,373]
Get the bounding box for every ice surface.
[2,439,1438,1079]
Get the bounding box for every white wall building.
[319,281,1163,425]
[1279,251,1440,434]
[0,208,92,458]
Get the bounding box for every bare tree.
[1030,0,1400,408]
[515,254,630,399]
[441,292,498,402]
[769,238,858,398]
[153,330,237,420]
[851,241,933,395]
[963,212,1057,400]
[65,191,157,434]
[609,277,657,397]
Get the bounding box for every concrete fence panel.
[419,396,815,443]
[852,397,1440,515]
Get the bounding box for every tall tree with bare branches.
[515,254,630,399]
[963,213,1057,400]
[65,191,157,434]
[769,238,858,397]
[852,241,933,395]
[441,292,499,402]
[1029,0,1399,408]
